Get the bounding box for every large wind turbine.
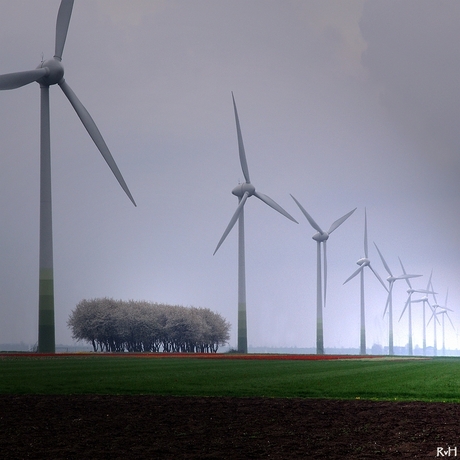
[0,1,136,353]
[398,259,434,355]
[214,93,298,353]
[374,243,421,355]
[290,196,355,355]
[343,208,387,355]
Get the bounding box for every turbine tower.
[290,196,355,355]
[214,93,298,353]
[0,0,136,352]
[398,259,433,355]
[374,243,421,355]
[343,208,387,355]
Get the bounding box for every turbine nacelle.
[36,58,64,86]
[357,257,370,266]
[232,182,255,198]
[312,232,329,242]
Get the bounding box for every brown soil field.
[0,394,458,459]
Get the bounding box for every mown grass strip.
[1,355,460,401]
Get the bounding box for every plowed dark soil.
[0,395,457,459]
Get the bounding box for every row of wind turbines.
[213,95,455,355]
[0,1,454,355]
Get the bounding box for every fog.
[0,0,459,352]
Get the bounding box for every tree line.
[68,298,231,353]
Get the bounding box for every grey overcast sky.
[0,0,459,351]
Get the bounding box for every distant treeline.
[68,298,230,353]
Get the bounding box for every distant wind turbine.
[213,93,298,353]
[405,270,435,356]
[428,287,454,356]
[290,196,355,355]
[0,0,136,352]
[374,243,421,355]
[343,208,387,355]
[398,259,433,355]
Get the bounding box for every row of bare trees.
[68,298,230,353]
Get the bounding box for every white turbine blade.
[446,312,455,330]
[213,192,249,255]
[323,241,327,308]
[328,208,356,234]
[427,310,434,326]
[231,93,250,184]
[399,296,411,321]
[54,0,74,61]
[430,279,438,305]
[383,292,391,318]
[426,270,433,292]
[445,289,449,308]
[0,69,48,90]
[411,298,424,304]
[59,79,136,207]
[364,208,368,258]
[396,274,422,281]
[374,242,393,277]
[290,195,322,231]
[414,288,437,295]
[398,257,412,289]
[343,266,363,284]
[368,264,389,292]
[255,191,298,223]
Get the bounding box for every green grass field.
[1,355,460,402]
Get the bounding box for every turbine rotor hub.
[357,257,370,266]
[313,232,328,242]
[37,58,64,86]
[232,182,255,198]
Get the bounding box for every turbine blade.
[213,192,249,255]
[399,296,411,322]
[364,208,368,258]
[426,270,433,292]
[231,93,250,184]
[414,289,437,295]
[290,195,322,231]
[398,257,412,289]
[374,242,393,277]
[383,292,390,318]
[445,289,449,308]
[255,191,298,223]
[343,266,363,284]
[0,68,48,90]
[323,241,327,308]
[328,208,356,234]
[55,0,74,61]
[368,264,388,292]
[431,280,438,305]
[59,79,136,206]
[427,311,434,326]
[447,312,455,330]
[396,274,422,281]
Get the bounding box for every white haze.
[0,0,459,352]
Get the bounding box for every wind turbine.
[290,196,355,355]
[0,0,136,352]
[407,270,434,356]
[343,208,387,355]
[398,259,434,355]
[213,93,298,353]
[429,288,454,356]
[374,243,421,355]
